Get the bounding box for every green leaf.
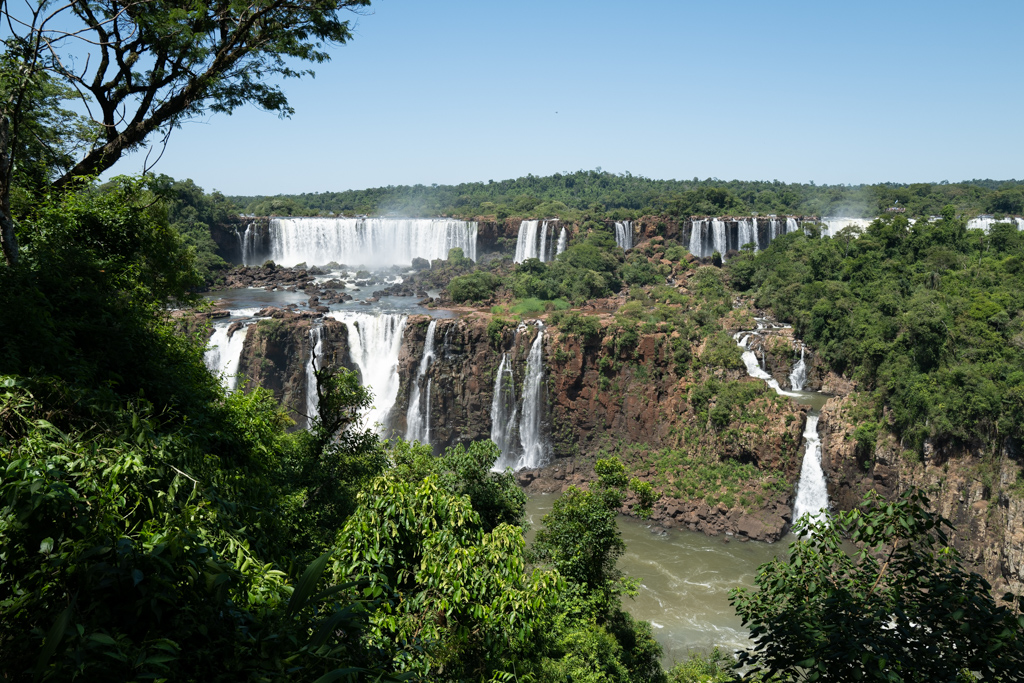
[34,604,73,682]
[288,551,333,616]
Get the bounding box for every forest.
[3,0,1024,681]
[231,172,1024,223]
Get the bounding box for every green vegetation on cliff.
[728,210,1024,448]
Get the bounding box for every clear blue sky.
[126,0,1024,195]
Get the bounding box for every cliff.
[820,394,1024,594]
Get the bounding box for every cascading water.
[615,221,633,250]
[515,220,557,262]
[711,220,727,255]
[490,353,519,460]
[305,325,323,427]
[735,327,829,523]
[738,218,756,251]
[237,222,258,266]
[328,312,408,434]
[491,322,548,471]
[792,414,828,522]
[689,220,706,257]
[769,219,780,242]
[786,217,799,235]
[405,320,437,443]
[556,227,568,256]
[205,321,252,392]
[265,217,477,267]
[789,347,807,391]
[517,322,547,469]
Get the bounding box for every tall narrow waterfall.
[556,227,568,256]
[786,217,799,234]
[792,414,828,522]
[689,220,705,257]
[517,323,547,468]
[305,326,323,427]
[738,219,756,251]
[238,222,258,266]
[405,320,437,443]
[328,312,408,434]
[614,221,633,250]
[736,326,829,524]
[514,220,557,263]
[789,347,807,391]
[770,219,780,242]
[265,218,477,267]
[491,323,548,471]
[205,323,250,392]
[490,353,519,459]
[712,219,728,255]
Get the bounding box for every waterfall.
[241,222,257,265]
[792,414,829,522]
[490,353,519,461]
[614,221,633,250]
[405,320,437,443]
[711,219,728,256]
[328,312,408,434]
[738,218,756,252]
[770,218,779,242]
[734,332,800,398]
[514,219,557,263]
[265,217,477,267]
[789,346,807,391]
[205,322,250,392]
[556,227,568,256]
[688,219,731,258]
[688,220,705,257]
[305,325,323,427]
[786,217,799,235]
[491,322,548,471]
[517,323,547,469]
[736,327,829,525]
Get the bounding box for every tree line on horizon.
[229,171,1024,222]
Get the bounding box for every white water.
[786,217,799,235]
[688,219,705,257]
[514,219,560,263]
[556,227,568,256]
[327,312,408,434]
[491,322,548,471]
[821,217,872,238]
[789,346,806,391]
[305,326,323,427]
[967,216,1024,233]
[738,218,757,251]
[517,323,547,469]
[205,322,251,392]
[266,217,477,267]
[239,222,258,266]
[734,328,829,523]
[615,221,633,250]
[734,332,800,398]
[489,353,519,461]
[792,414,828,522]
[405,320,437,443]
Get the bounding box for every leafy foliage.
[731,489,1024,682]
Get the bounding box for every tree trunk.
[0,115,18,266]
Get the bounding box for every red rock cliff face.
[236,315,352,429]
[820,395,1024,593]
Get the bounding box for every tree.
[730,489,1024,682]
[0,0,371,264]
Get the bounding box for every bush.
[448,271,500,302]
[553,311,602,342]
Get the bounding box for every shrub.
[448,271,500,302]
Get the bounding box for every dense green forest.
[231,171,1024,221]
